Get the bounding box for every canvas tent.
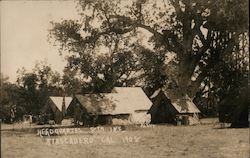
[70,87,152,126]
[43,96,72,124]
[112,87,152,123]
[149,89,200,125]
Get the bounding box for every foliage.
[0,74,26,122]
[49,0,248,118]
[16,60,63,114]
[50,0,248,92]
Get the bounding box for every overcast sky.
[1,0,80,83]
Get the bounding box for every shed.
[149,89,200,125]
[43,96,72,124]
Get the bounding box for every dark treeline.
[0,61,64,122]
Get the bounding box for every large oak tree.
[49,0,248,100]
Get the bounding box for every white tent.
[72,87,152,125]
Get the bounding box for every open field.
[1,120,249,158]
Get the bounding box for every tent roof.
[49,96,73,112]
[150,88,200,114]
[112,87,152,111]
[74,87,152,115]
[75,94,129,115]
[172,98,200,113]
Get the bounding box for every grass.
[1,119,249,158]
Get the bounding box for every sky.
[1,0,80,83]
[0,0,181,83]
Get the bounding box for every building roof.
[150,88,200,114]
[112,87,152,111]
[172,98,200,113]
[49,96,73,112]
[75,94,129,115]
[74,87,152,115]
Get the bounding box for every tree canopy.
[49,0,248,99]
[16,60,63,114]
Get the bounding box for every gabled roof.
[112,87,152,111]
[49,96,72,112]
[75,94,130,115]
[74,87,152,115]
[150,88,200,114]
[172,98,200,113]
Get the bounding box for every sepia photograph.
[0,0,249,158]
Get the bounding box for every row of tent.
[42,87,201,126]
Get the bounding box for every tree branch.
[169,0,184,20]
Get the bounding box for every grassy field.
[1,120,249,158]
